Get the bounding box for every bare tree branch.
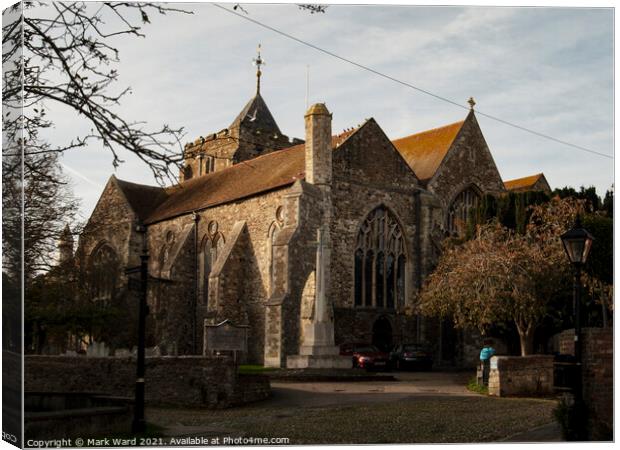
[2,1,193,185]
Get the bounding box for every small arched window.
[354,206,406,309]
[200,233,225,306]
[183,165,193,181]
[90,244,118,301]
[447,186,481,236]
[268,222,281,296]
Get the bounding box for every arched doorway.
[372,317,393,352]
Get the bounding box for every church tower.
[180,45,299,182]
[58,224,74,265]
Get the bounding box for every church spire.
[252,43,265,95]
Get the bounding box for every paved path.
[267,370,477,408]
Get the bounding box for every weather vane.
[468,96,476,110]
[253,44,266,94]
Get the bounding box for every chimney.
[304,103,332,186]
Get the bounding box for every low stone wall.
[25,393,133,441]
[558,327,613,440]
[25,356,270,408]
[231,374,272,406]
[488,355,554,397]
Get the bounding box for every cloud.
[36,4,612,218]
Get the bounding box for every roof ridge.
[504,173,543,183]
[115,177,164,190]
[393,119,465,142]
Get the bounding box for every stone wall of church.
[328,119,424,348]
[145,186,295,363]
[145,215,197,355]
[428,114,505,214]
[235,123,293,164]
[76,179,139,275]
[181,135,237,181]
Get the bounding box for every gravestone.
[86,341,109,357]
[204,320,249,363]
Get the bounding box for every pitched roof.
[113,177,169,221]
[391,120,465,181]
[504,173,546,191]
[230,93,281,134]
[144,127,360,224]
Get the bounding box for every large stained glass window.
[354,206,406,309]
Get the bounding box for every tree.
[2,2,191,184]
[602,186,613,218]
[420,197,583,355]
[2,150,80,280]
[553,185,602,213]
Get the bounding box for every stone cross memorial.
[287,225,351,369]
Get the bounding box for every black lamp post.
[560,214,594,437]
[132,223,149,433]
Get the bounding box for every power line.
[213,3,613,160]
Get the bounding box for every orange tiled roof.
[391,121,465,181]
[504,173,544,191]
[143,127,360,224]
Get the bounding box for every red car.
[340,343,390,371]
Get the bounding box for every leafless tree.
[2,147,80,279]
[3,1,192,185]
[297,4,328,14]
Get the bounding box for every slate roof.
[391,120,464,182]
[230,93,282,134]
[141,127,360,224]
[504,173,546,191]
[113,176,169,221]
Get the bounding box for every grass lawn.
[237,364,275,375]
[147,396,557,444]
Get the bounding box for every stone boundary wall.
[488,355,554,397]
[24,356,270,408]
[558,328,613,440]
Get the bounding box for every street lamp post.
[132,223,149,433]
[560,214,594,439]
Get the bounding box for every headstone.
[204,320,249,362]
[86,341,109,357]
[145,346,161,357]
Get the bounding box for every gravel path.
[146,371,559,444]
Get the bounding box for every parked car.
[390,343,433,371]
[340,343,390,371]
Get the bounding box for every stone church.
[72,59,551,368]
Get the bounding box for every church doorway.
[372,317,393,352]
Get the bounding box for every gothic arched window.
[268,222,281,296]
[354,206,406,309]
[90,244,118,301]
[447,186,481,236]
[199,233,225,306]
[183,165,193,181]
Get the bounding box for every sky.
[31,2,614,221]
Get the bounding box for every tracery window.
[354,206,406,309]
[447,186,481,236]
[199,233,225,306]
[90,244,118,301]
